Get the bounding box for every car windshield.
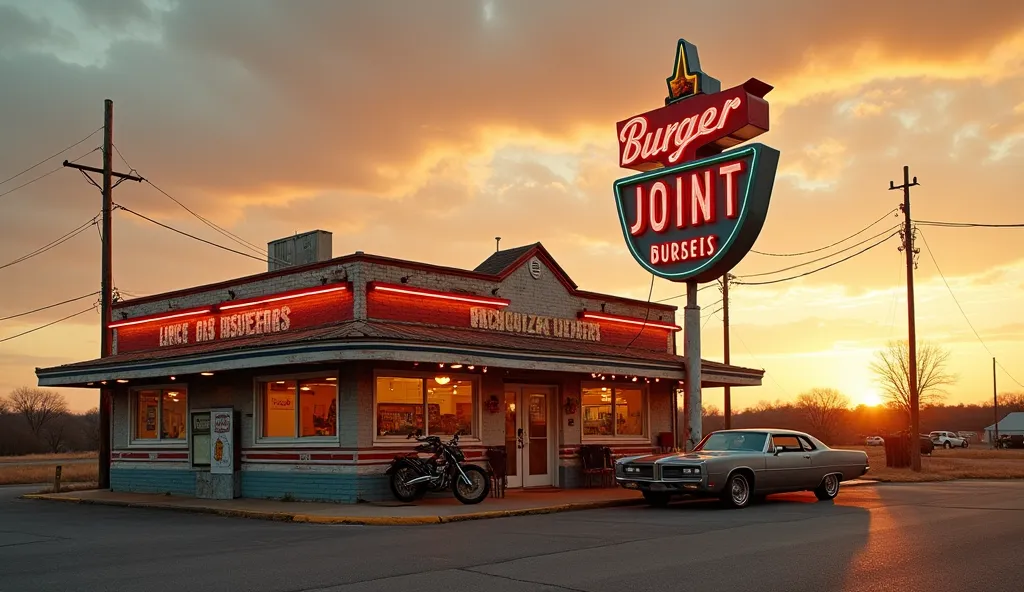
[696,431,768,452]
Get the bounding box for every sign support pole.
[993,357,999,447]
[684,280,702,450]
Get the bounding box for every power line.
[115,203,270,264]
[735,231,898,286]
[0,147,102,200]
[0,304,97,344]
[751,208,898,257]
[917,229,1024,390]
[655,283,717,303]
[0,292,100,322]
[0,127,102,187]
[741,224,900,278]
[918,220,1024,229]
[0,213,101,272]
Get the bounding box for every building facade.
[37,241,763,503]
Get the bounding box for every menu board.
[191,411,211,467]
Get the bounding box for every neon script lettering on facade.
[156,306,291,347]
[469,308,601,342]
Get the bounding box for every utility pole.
[889,166,920,471]
[63,100,142,489]
[993,357,999,447]
[683,280,702,450]
[721,274,732,429]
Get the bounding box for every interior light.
[116,379,129,383]
[467,365,475,370]
[326,377,337,381]
[451,364,463,369]
[601,387,608,392]
[435,376,451,385]
[276,381,285,384]
[170,376,176,381]
[201,372,214,376]
[300,386,311,391]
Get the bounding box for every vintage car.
[615,428,869,509]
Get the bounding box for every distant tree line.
[0,387,99,456]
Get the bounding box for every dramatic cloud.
[1,0,1023,410]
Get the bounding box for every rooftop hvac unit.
[267,230,333,271]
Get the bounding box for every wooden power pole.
[64,100,141,488]
[889,166,921,471]
[721,274,732,429]
[993,357,999,446]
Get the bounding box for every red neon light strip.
[579,311,680,331]
[370,283,509,307]
[219,285,347,311]
[109,308,211,329]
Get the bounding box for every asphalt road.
[2,481,1022,592]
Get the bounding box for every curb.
[21,493,646,526]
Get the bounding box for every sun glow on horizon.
[860,389,883,407]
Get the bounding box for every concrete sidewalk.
[22,486,649,525]
[24,479,878,525]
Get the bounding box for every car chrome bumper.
[616,476,710,494]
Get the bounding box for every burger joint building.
[37,241,763,502]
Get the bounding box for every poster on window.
[210,408,234,475]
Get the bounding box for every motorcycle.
[385,430,490,504]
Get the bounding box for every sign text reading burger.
[613,39,780,284]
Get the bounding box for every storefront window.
[258,377,337,440]
[133,388,187,442]
[375,375,475,439]
[581,385,646,439]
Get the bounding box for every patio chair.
[579,445,613,488]
[485,446,507,498]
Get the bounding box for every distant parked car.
[995,435,1024,449]
[865,436,884,446]
[930,431,968,449]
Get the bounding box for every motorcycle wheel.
[389,465,426,502]
[452,465,490,505]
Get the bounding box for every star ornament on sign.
[612,38,781,284]
[665,39,721,105]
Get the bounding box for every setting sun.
[861,390,883,407]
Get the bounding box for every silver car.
[615,428,869,508]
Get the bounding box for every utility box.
[192,408,241,499]
[267,230,333,272]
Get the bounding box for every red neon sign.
[219,285,347,311]
[109,308,211,329]
[578,311,680,332]
[368,282,510,307]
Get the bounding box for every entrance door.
[504,386,555,488]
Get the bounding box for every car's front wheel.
[642,491,672,507]
[720,472,752,509]
[944,441,952,449]
[814,474,840,501]
[962,440,969,448]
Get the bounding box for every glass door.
[504,386,554,488]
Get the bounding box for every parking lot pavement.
[3,481,1023,592]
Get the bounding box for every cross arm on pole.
[62,160,143,182]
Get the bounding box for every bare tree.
[702,404,721,418]
[0,396,10,415]
[41,414,69,453]
[80,407,100,451]
[8,387,69,437]
[870,340,956,418]
[796,388,850,443]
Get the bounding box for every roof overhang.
[36,339,762,388]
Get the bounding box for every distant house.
[984,412,1024,442]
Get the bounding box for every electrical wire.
[0,305,97,344]
[623,274,656,350]
[741,224,900,278]
[0,213,101,272]
[0,147,102,200]
[735,231,898,286]
[751,208,899,256]
[655,283,717,303]
[0,292,100,322]
[115,203,269,264]
[0,128,102,187]
[918,220,1024,229]
[917,229,1024,390]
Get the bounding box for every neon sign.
[613,39,779,283]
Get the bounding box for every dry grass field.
[854,445,1024,482]
[0,453,98,486]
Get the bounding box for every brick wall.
[110,465,196,495]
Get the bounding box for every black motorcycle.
[385,430,490,504]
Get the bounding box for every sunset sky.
[2,0,1023,413]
